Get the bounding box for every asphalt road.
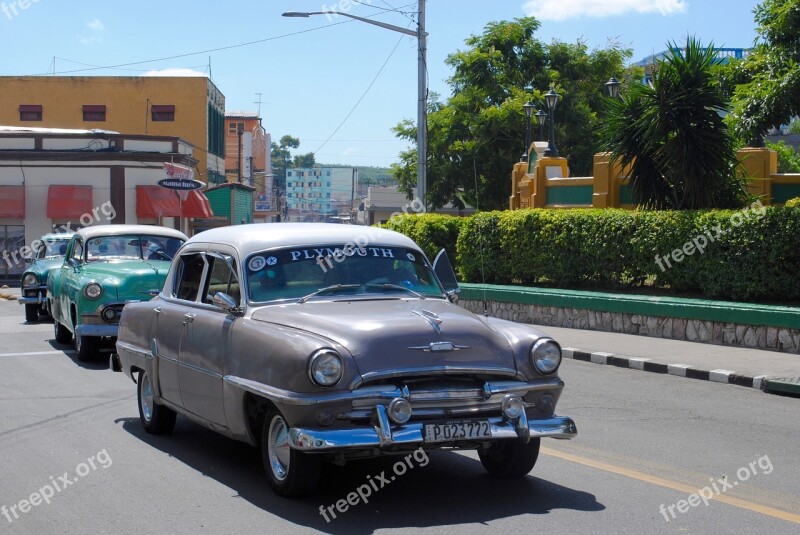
[1,298,798,534]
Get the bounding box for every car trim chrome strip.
[115,341,153,360]
[350,366,526,389]
[288,415,577,451]
[223,375,563,407]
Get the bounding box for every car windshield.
[246,245,444,303]
[85,234,184,262]
[38,239,70,259]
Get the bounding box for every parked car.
[18,232,74,322]
[48,225,187,362]
[113,223,576,497]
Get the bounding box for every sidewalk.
[543,325,800,396]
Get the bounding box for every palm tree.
[600,38,747,209]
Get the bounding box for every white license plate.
[424,420,492,443]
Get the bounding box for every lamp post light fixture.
[534,109,547,142]
[522,101,535,161]
[543,89,560,158]
[283,3,428,207]
[605,77,622,99]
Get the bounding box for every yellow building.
[0,76,226,185]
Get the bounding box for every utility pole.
[237,125,244,183]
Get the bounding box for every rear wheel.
[25,304,39,322]
[54,319,72,344]
[75,334,100,362]
[137,370,176,435]
[261,409,320,497]
[479,437,541,477]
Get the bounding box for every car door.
[154,250,207,408]
[177,248,239,427]
[52,237,83,328]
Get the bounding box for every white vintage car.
[113,223,576,497]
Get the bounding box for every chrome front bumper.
[75,324,119,338]
[18,287,46,305]
[289,412,577,452]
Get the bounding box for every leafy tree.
[390,18,630,210]
[725,0,800,142]
[600,38,747,209]
[767,140,800,172]
[270,135,315,191]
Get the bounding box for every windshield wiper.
[363,283,425,299]
[297,284,362,304]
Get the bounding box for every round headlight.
[22,273,38,287]
[388,398,412,424]
[531,339,562,374]
[84,282,104,300]
[501,394,524,419]
[308,349,343,386]
[101,307,118,322]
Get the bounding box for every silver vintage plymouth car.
[113,223,576,497]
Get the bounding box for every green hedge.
[383,206,800,302]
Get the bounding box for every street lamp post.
[534,109,547,142]
[283,2,428,206]
[544,89,560,158]
[522,101,535,161]
[605,77,621,99]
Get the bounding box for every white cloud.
[86,19,105,32]
[522,0,688,21]
[142,68,209,77]
[77,35,102,45]
[342,147,358,156]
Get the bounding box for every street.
[0,298,798,534]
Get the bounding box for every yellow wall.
[0,76,225,184]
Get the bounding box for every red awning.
[47,185,93,219]
[0,185,25,218]
[137,186,213,219]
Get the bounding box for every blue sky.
[1,0,760,167]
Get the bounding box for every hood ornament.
[411,309,443,333]
[408,341,470,353]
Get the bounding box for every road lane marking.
[541,446,800,525]
[0,350,75,357]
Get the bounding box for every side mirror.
[212,292,241,314]
[67,258,80,270]
[432,249,460,299]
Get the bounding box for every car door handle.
[154,306,162,314]
[183,312,196,324]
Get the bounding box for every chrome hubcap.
[140,373,154,422]
[268,416,291,481]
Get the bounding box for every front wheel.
[261,409,320,497]
[137,370,176,435]
[75,334,100,362]
[54,319,72,344]
[25,304,39,322]
[479,437,541,478]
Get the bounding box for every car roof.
[76,225,188,241]
[40,232,74,241]
[189,223,419,257]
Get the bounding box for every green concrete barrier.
[459,283,800,330]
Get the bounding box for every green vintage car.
[48,225,187,362]
[18,232,74,322]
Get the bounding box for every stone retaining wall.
[460,299,800,354]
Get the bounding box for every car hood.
[83,260,170,300]
[250,298,517,378]
[26,258,64,279]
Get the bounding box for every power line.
[313,25,410,156]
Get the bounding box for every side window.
[174,253,206,302]
[71,241,83,263]
[203,254,239,306]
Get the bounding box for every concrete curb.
[561,347,798,396]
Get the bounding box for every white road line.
[0,350,75,357]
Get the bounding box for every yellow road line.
[541,446,800,525]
